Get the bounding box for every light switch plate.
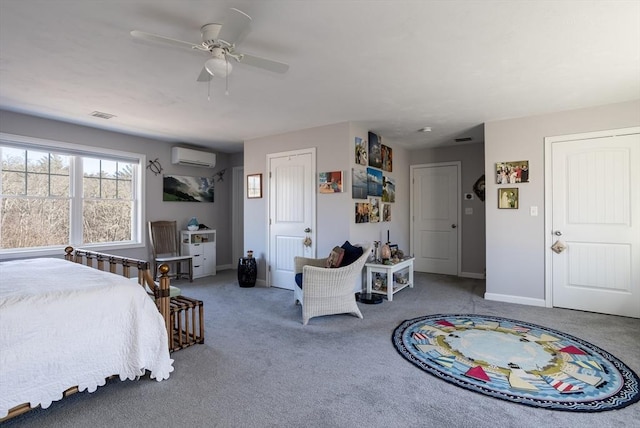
[530,206,538,216]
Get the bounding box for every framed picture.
[352,168,368,199]
[355,137,368,166]
[381,144,393,172]
[382,203,391,222]
[368,131,382,168]
[367,167,383,197]
[496,161,529,184]
[247,173,262,199]
[382,176,395,202]
[498,188,519,209]
[318,171,344,193]
[369,198,380,223]
[163,174,214,202]
[355,202,370,223]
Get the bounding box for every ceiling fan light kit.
[205,56,232,78]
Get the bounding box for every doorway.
[545,127,640,318]
[410,162,461,275]
[267,148,316,289]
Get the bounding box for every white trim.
[484,292,546,308]
[231,166,244,264]
[409,161,462,276]
[543,126,640,309]
[460,271,485,279]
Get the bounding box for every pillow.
[295,273,303,289]
[339,241,364,267]
[325,246,345,268]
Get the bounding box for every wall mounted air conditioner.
[171,147,216,168]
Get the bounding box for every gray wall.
[484,99,640,305]
[408,143,486,276]
[243,122,409,284]
[0,110,240,267]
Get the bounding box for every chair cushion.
[295,273,303,288]
[325,246,345,268]
[339,241,364,267]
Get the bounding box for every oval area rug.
[392,314,640,412]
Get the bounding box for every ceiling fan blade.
[237,52,289,74]
[197,66,212,82]
[217,8,252,46]
[130,30,205,51]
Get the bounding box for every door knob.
[554,231,562,236]
[451,224,457,229]
[304,227,311,233]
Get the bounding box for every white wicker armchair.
[294,246,371,325]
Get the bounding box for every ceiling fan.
[130,8,289,84]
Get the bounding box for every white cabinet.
[181,230,216,278]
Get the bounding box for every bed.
[0,248,175,420]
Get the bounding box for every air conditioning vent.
[454,137,473,142]
[171,147,216,168]
[90,111,116,120]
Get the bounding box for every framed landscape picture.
[318,171,344,193]
[352,168,368,199]
[163,174,214,202]
[367,167,383,197]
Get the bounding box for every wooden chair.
[148,220,193,282]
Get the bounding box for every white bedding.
[0,257,174,417]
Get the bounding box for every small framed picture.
[498,188,519,209]
[496,161,529,184]
[247,173,262,199]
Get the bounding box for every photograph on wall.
[163,174,214,202]
[367,167,383,197]
[352,168,368,199]
[498,188,519,209]
[369,198,380,223]
[496,160,529,184]
[368,131,383,168]
[355,137,368,166]
[382,203,391,222]
[381,144,393,172]
[318,170,344,193]
[355,202,370,223]
[382,176,395,202]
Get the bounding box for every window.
[0,133,145,256]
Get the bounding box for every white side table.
[365,257,414,301]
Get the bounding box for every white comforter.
[0,258,174,417]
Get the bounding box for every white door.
[268,149,316,289]
[411,163,460,275]
[549,129,640,318]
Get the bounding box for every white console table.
[364,257,414,301]
[181,229,216,278]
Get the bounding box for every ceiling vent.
[454,137,473,142]
[171,147,216,168]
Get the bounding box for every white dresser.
[181,229,216,278]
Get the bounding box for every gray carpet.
[5,270,639,427]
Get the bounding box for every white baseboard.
[484,292,546,308]
[459,272,485,279]
[217,264,234,271]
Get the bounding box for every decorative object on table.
[352,167,368,199]
[473,174,486,201]
[318,171,344,193]
[373,241,381,263]
[392,313,640,412]
[146,158,163,175]
[496,161,529,184]
[163,174,214,202]
[367,167,383,197]
[382,176,395,202]
[381,242,391,261]
[247,173,262,198]
[498,188,519,209]
[238,251,257,287]
[187,217,199,231]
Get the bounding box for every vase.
[187,217,199,231]
[238,256,257,287]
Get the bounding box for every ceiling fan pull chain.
[208,78,212,101]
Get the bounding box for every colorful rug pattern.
[392,314,640,412]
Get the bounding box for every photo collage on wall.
[495,160,529,209]
[353,131,394,223]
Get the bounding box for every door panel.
[551,133,639,318]
[268,150,315,289]
[412,164,459,275]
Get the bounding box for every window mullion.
[70,156,83,245]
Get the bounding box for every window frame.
[0,132,146,259]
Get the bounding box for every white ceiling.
[1,1,639,153]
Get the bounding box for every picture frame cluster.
[353,131,394,223]
[495,160,529,209]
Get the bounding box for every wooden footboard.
[64,246,172,345]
